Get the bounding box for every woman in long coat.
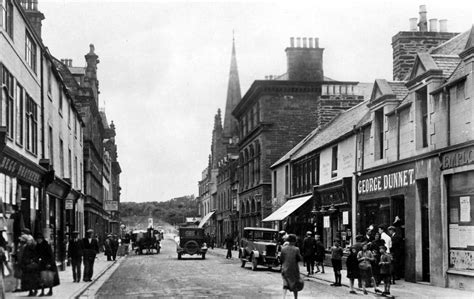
[35,233,60,296]
[20,235,39,296]
[281,234,303,299]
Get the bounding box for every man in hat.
[104,234,113,261]
[82,229,99,282]
[68,231,83,282]
[302,231,317,275]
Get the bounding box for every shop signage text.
[0,156,42,184]
[441,146,474,170]
[358,169,415,195]
[65,199,74,210]
[104,200,118,211]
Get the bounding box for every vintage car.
[239,227,280,271]
[176,227,208,259]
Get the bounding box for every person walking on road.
[68,231,84,282]
[224,234,234,259]
[35,233,60,296]
[302,231,316,276]
[280,234,303,299]
[346,246,360,294]
[20,234,39,296]
[314,235,325,274]
[112,235,119,261]
[104,235,113,261]
[82,229,99,282]
[330,240,343,287]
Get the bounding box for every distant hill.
[120,195,198,230]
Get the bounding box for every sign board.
[441,146,474,170]
[323,216,330,228]
[65,199,74,210]
[358,168,415,195]
[104,200,118,211]
[148,218,153,228]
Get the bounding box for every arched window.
[249,145,254,187]
[244,149,249,189]
[254,141,261,184]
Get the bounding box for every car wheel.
[178,253,182,260]
[251,255,258,271]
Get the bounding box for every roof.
[387,82,409,101]
[291,99,370,160]
[69,67,85,75]
[431,55,461,79]
[274,73,335,81]
[271,127,321,168]
[430,30,470,55]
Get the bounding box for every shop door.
[418,179,430,282]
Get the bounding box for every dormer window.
[416,87,428,148]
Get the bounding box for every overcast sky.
[39,0,473,203]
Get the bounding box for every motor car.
[176,227,208,259]
[239,227,280,271]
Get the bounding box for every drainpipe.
[445,89,450,147]
[40,50,46,234]
[396,110,400,161]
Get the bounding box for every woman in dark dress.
[20,235,39,296]
[35,233,60,296]
[346,247,360,294]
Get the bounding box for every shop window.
[374,108,384,159]
[331,146,338,178]
[447,171,474,271]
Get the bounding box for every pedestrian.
[210,234,215,250]
[330,239,343,287]
[10,205,24,252]
[281,234,303,299]
[112,234,118,260]
[365,225,375,243]
[357,243,382,295]
[378,225,392,253]
[224,234,234,259]
[104,235,113,261]
[388,225,403,282]
[68,231,83,282]
[314,235,325,274]
[369,232,385,285]
[302,231,316,276]
[20,234,39,296]
[346,246,360,294]
[82,229,99,282]
[12,235,27,292]
[0,226,11,299]
[379,245,392,296]
[35,233,59,296]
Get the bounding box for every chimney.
[409,18,418,31]
[429,19,438,32]
[290,37,295,47]
[20,0,45,38]
[392,5,458,81]
[439,19,448,32]
[286,36,324,81]
[418,5,428,31]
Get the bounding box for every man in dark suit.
[82,229,99,282]
[388,226,404,281]
[68,231,84,282]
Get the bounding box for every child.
[379,245,392,296]
[330,240,343,286]
[346,246,360,294]
[357,243,382,295]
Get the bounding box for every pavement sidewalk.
[5,253,122,299]
[208,246,474,298]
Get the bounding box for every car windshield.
[180,229,203,237]
[253,231,277,242]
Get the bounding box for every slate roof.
[69,66,85,75]
[430,30,470,55]
[273,73,335,81]
[387,81,409,101]
[291,100,370,160]
[431,55,461,79]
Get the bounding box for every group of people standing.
[301,231,325,276]
[103,234,119,261]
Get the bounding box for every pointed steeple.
[223,33,242,138]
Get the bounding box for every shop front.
[314,177,352,249]
[440,144,474,291]
[357,162,415,280]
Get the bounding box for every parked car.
[176,227,208,259]
[239,227,280,271]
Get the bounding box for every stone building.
[234,37,366,232]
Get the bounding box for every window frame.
[25,30,37,73]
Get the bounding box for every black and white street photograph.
[0,0,474,298]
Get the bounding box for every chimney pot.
[429,19,438,32]
[303,37,307,48]
[439,19,448,32]
[290,37,295,47]
[309,38,314,48]
[418,5,428,31]
[314,38,319,48]
[296,37,301,48]
[409,18,418,31]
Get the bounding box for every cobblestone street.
[95,238,358,298]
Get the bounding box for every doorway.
[418,179,430,282]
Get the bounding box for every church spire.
[222,33,242,138]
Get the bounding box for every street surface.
[95,237,360,298]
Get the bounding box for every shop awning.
[198,210,216,228]
[262,194,313,222]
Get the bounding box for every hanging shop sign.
[65,199,74,210]
[357,163,415,196]
[104,200,118,211]
[440,145,474,170]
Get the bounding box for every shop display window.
[447,171,474,271]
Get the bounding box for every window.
[59,139,64,177]
[331,145,338,178]
[58,88,63,115]
[416,87,428,148]
[47,68,52,94]
[1,0,13,38]
[68,149,72,179]
[25,95,38,154]
[74,117,77,139]
[285,165,289,195]
[374,108,384,159]
[48,126,53,165]
[273,171,277,198]
[79,162,83,190]
[1,67,14,137]
[16,83,24,145]
[68,102,71,128]
[25,31,37,73]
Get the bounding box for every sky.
[38,0,473,203]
